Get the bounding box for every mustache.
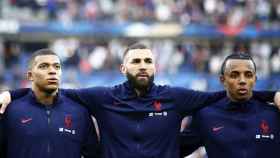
[126,72,154,88]
[136,72,149,77]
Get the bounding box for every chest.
[6,106,86,142]
[97,98,182,138]
[196,108,280,147]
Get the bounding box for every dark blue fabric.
[4,90,99,158]
[61,81,226,158]
[181,97,280,158]
[9,84,276,158]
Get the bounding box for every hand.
[0,91,11,114]
[274,91,280,111]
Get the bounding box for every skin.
[220,59,256,102]
[120,49,156,96]
[27,55,62,105]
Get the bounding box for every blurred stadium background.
[0,0,279,157]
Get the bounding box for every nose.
[239,75,246,85]
[48,66,57,75]
[139,61,147,70]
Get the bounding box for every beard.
[126,72,154,92]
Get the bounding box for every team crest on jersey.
[64,115,72,128]
[59,115,76,135]
[153,100,161,111]
[255,120,274,140]
[260,120,270,134]
[149,100,167,117]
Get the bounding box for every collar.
[27,89,63,108]
[121,81,156,99]
[224,97,254,112]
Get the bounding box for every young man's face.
[121,49,156,89]
[220,59,256,102]
[28,55,62,94]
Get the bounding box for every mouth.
[136,73,149,79]
[237,88,248,94]
[47,78,59,84]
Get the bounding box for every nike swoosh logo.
[212,126,224,132]
[21,118,33,124]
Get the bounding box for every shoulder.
[69,86,110,94]
[168,86,203,95]
[152,84,171,96]
[8,94,31,111]
[253,99,280,112]
[195,97,228,113]
[59,94,90,114]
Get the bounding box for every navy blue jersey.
[0,117,5,158]
[181,97,280,158]
[10,82,275,158]
[4,90,99,158]
[61,82,228,158]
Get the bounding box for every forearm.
[253,90,276,102]
[10,88,30,100]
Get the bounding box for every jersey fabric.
[181,97,280,158]
[62,81,227,158]
[4,90,99,158]
[10,82,275,158]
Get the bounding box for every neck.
[227,93,252,102]
[32,85,58,106]
[134,88,147,97]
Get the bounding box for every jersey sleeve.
[172,88,277,116]
[10,88,30,100]
[81,115,100,158]
[61,87,108,113]
[253,90,276,102]
[0,116,7,158]
[180,117,203,157]
[171,87,226,115]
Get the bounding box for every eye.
[55,65,61,70]
[144,58,153,64]
[245,72,254,78]
[229,72,239,78]
[131,59,141,64]
[38,64,48,69]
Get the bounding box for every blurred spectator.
[0,0,279,93]
[0,38,277,90]
[191,45,209,72]
[1,0,278,26]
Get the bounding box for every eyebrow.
[38,62,61,65]
[131,57,152,60]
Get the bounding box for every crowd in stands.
[0,38,279,90]
[0,1,279,158]
[0,0,279,90]
[2,0,280,26]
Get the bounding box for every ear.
[120,64,126,75]
[253,75,257,86]
[219,75,225,85]
[27,70,33,81]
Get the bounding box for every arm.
[0,118,6,158]
[61,87,107,115]
[253,90,276,103]
[172,87,226,115]
[81,115,100,158]
[180,117,203,158]
[172,87,279,115]
[0,89,30,114]
[0,87,106,115]
[180,129,203,158]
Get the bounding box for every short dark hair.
[123,43,149,59]
[28,48,58,70]
[220,53,256,75]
